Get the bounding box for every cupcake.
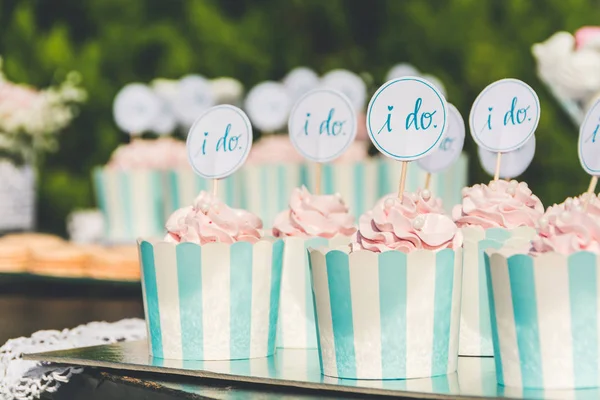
[485,197,600,389]
[93,137,188,243]
[308,191,463,379]
[452,179,544,356]
[138,191,283,360]
[273,186,356,349]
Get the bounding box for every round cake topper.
[283,67,320,102]
[417,103,465,173]
[151,98,177,135]
[288,89,357,163]
[386,63,420,82]
[366,76,448,161]
[174,75,216,128]
[579,98,600,176]
[478,135,536,179]
[244,81,291,132]
[469,78,540,153]
[321,69,367,112]
[113,83,161,135]
[186,105,253,180]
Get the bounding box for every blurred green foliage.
[0,0,598,235]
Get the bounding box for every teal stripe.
[150,171,165,235]
[326,251,356,378]
[305,238,328,348]
[307,251,324,372]
[431,249,455,376]
[376,158,390,197]
[484,252,503,385]
[431,375,450,394]
[569,252,598,388]
[378,251,407,378]
[267,240,284,355]
[300,164,310,188]
[229,242,253,359]
[277,165,286,214]
[169,171,181,211]
[353,163,365,218]
[196,175,207,194]
[478,239,502,355]
[176,243,203,360]
[140,241,163,358]
[508,255,543,388]
[119,171,134,239]
[260,167,269,228]
[92,168,110,237]
[323,164,334,195]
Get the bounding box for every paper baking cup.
[238,163,308,229]
[308,247,462,379]
[459,226,535,357]
[379,153,468,215]
[277,236,352,349]
[138,238,284,361]
[165,169,240,215]
[93,167,165,243]
[485,249,600,389]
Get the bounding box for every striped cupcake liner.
[308,247,462,380]
[93,167,165,243]
[485,249,600,389]
[138,238,284,361]
[459,227,535,357]
[164,169,240,216]
[277,236,352,349]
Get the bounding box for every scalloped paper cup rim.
[137,236,282,247]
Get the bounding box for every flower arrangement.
[0,57,86,165]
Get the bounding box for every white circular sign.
[186,105,252,179]
[321,69,367,111]
[386,63,420,82]
[421,74,447,98]
[151,98,177,135]
[417,104,465,173]
[174,75,216,127]
[244,81,291,132]
[288,89,357,163]
[478,135,536,179]
[366,76,448,161]
[283,67,320,102]
[469,79,540,153]
[579,99,600,176]
[113,84,161,135]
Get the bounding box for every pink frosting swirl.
[575,27,600,49]
[108,138,188,170]
[273,186,356,238]
[532,196,600,254]
[165,191,263,244]
[452,180,544,229]
[354,190,462,253]
[246,135,304,165]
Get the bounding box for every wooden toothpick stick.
[398,161,408,200]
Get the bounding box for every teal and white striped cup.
[277,236,352,349]
[485,248,600,389]
[459,226,535,357]
[93,167,165,243]
[308,247,462,379]
[138,238,284,360]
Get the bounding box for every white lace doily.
[0,319,146,400]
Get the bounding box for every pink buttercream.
[164,191,263,244]
[354,190,462,253]
[272,186,356,238]
[575,27,600,49]
[335,141,368,163]
[452,180,544,229]
[245,135,304,165]
[532,195,600,255]
[108,137,188,170]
